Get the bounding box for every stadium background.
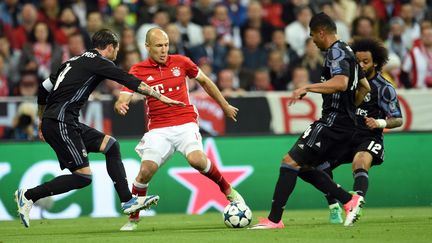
[1,0,432,222]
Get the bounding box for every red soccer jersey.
[121,55,200,130]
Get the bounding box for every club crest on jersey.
[171,67,181,77]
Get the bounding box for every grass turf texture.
[1,207,431,243]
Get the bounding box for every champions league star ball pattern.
[223,202,252,228]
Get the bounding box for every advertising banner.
[1,133,431,220]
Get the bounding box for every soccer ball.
[223,202,252,228]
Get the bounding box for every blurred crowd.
[1,0,432,101]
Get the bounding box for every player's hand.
[365,117,379,129]
[38,120,45,142]
[223,104,239,122]
[289,87,307,106]
[159,95,186,107]
[114,101,129,116]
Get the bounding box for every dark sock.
[353,168,369,197]
[298,169,352,204]
[322,166,339,205]
[105,140,132,202]
[299,168,338,205]
[268,166,299,223]
[24,173,92,203]
[202,160,231,195]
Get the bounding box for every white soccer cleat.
[226,188,245,205]
[120,220,139,231]
[343,194,365,226]
[121,195,159,215]
[14,189,33,228]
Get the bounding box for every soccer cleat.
[120,220,139,231]
[226,188,245,205]
[14,189,33,228]
[122,195,159,215]
[249,217,285,229]
[349,191,363,216]
[329,203,343,224]
[343,194,365,226]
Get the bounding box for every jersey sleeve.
[379,84,403,118]
[182,56,199,79]
[328,47,350,77]
[93,57,142,92]
[37,63,62,105]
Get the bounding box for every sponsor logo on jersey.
[364,92,371,102]
[171,67,181,77]
[356,108,368,116]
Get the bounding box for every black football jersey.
[38,50,142,125]
[319,40,364,128]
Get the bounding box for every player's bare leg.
[187,150,245,204]
[120,161,159,231]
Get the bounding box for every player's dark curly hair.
[351,37,389,72]
[92,29,119,49]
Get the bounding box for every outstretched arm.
[290,75,349,105]
[195,69,239,121]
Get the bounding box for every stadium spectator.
[251,68,273,91]
[136,0,174,27]
[14,29,182,229]
[106,4,130,36]
[260,0,285,28]
[210,4,234,47]
[267,29,298,67]
[284,5,312,57]
[18,22,64,80]
[224,47,254,90]
[191,0,213,26]
[251,12,366,229]
[217,69,246,98]
[241,1,274,45]
[63,32,86,60]
[400,26,432,88]
[10,3,38,50]
[382,52,402,87]
[85,11,104,39]
[319,1,350,43]
[241,28,267,70]
[385,17,409,61]
[287,66,310,90]
[0,34,20,87]
[0,54,9,96]
[412,0,431,23]
[304,37,403,224]
[69,0,99,28]
[14,71,39,97]
[2,102,38,140]
[175,4,204,48]
[267,50,290,91]
[0,0,21,28]
[298,38,324,84]
[371,0,401,39]
[116,27,141,66]
[165,23,188,56]
[115,27,246,231]
[37,0,61,33]
[224,0,248,28]
[399,3,421,48]
[351,16,376,39]
[54,7,90,48]
[189,25,227,73]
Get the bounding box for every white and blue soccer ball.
[223,202,252,228]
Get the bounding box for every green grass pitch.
[1,207,431,243]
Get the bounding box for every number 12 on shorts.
[367,141,382,154]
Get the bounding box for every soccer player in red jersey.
[115,27,245,231]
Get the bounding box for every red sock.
[203,161,231,195]
[129,184,148,221]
